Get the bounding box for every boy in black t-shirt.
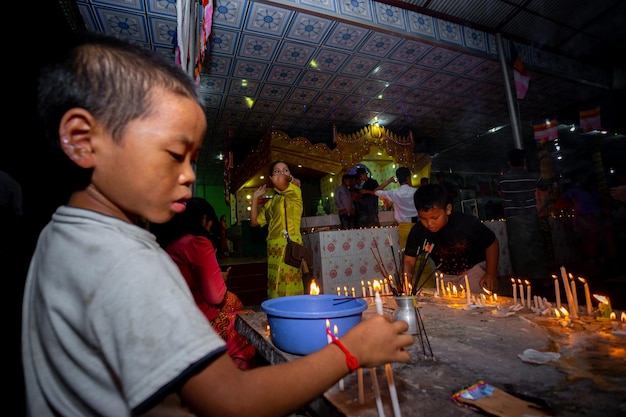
[403,184,499,294]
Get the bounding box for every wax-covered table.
[236,294,626,417]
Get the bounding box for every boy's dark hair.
[507,149,526,167]
[342,173,352,182]
[414,184,449,211]
[356,167,367,176]
[395,167,411,184]
[37,33,203,192]
[37,32,202,146]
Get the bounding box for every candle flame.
[593,294,609,304]
[610,311,616,321]
[483,287,492,295]
[517,278,522,284]
[554,308,561,318]
[577,276,586,284]
[551,274,558,280]
[325,319,330,330]
[524,280,530,286]
[511,278,516,284]
[621,312,626,323]
[494,294,498,302]
[333,324,339,335]
[373,280,382,292]
[559,306,569,317]
[310,280,320,295]
[568,273,574,281]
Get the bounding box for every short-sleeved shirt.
[405,212,496,275]
[375,184,417,223]
[22,206,226,416]
[256,183,303,242]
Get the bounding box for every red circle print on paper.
[328,243,336,252]
[343,241,350,251]
[357,241,365,250]
[330,269,337,278]
[345,267,352,276]
[360,266,367,275]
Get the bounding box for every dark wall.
[6,3,77,414]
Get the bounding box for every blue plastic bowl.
[261,294,368,355]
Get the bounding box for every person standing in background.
[334,173,355,229]
[251,161,306,298]
[366,167,417,249]
[355,167,380,228]
[420,177,429,187]
[497,148,549,284]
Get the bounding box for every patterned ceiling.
[62,0,626,186]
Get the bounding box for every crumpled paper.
[517,348,560,364]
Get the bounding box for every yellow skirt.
[267,237,304,298]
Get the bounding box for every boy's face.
[417,204,451,232]
[63,87,207,224]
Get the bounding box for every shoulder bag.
[282,198,313,274]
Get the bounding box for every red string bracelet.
[326,328,359,372]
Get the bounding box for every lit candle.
[334,325,345,391]
[552,275,561,309]
[569,273,579,316]
[326,319,332,344]
[511,278,517,305]
[525,280,531,309]
[621,312,626,330]
[337,286,341,296]
[465,274,471,304]
[368,281,373,297]
[518,279,525,307]
[344,286,348,296]
[375,289,384,316]
[578,277,592,316]
[435,272,441,297]
[610,312,618,331]
[452,285,458,298]
[560,266,577,319]
[559,306,572,327]
[352,287,356,298]
[361,281,367,298]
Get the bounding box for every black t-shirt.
[405,212,495,275]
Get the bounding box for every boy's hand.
[480,274,498,292]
